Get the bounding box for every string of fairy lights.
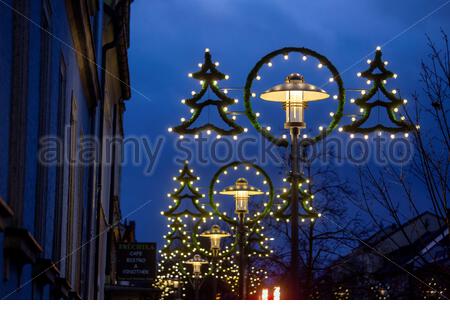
[156,161,273,299]
[169,46,417,144]
[157,46,419,299]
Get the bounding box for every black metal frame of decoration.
[173,51,244,136]
[208,161,274,227]
[342,49,414,134]
[244,47,346,147]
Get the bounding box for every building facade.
[316,212,450,299]
[0,0,132,299]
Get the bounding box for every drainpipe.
[85,3,103,299]
[93,0,126,299]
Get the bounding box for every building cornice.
[65,0,100,107]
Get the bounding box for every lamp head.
[185,254,208,277]
[220,178,263,216]
[260,73,329,129]
[200,225,231,254]
[260,73,329,103]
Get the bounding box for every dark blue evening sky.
[120,0,450,244]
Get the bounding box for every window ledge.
[53,277,72,299]
[4,227,43,265]
[69,291,81,300]
[33,258,60,285]
[0,198,14,231]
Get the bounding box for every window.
[66,94,78,282]
[8,0,30,225]
[52,55,66,266]
[34,0,52,246]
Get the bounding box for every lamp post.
[200,225,230,298]
[260,73,329,299]
[220,177,263,299]
[166,276,181,299]
[184,254,208,299]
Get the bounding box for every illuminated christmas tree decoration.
[343,49,414,134]
[172,50,243,136]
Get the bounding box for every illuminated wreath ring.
[244,47,345,147]
[208,161,274,227]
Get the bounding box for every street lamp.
[260,73,329,299]
[185,254,208,278]
[200,224,230,256]
[199,224,230,298]
[220,177,263,217]
[260,73,329,129]
[166,276,181,299]
[220,178,263,299]
[184,254,208,299]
